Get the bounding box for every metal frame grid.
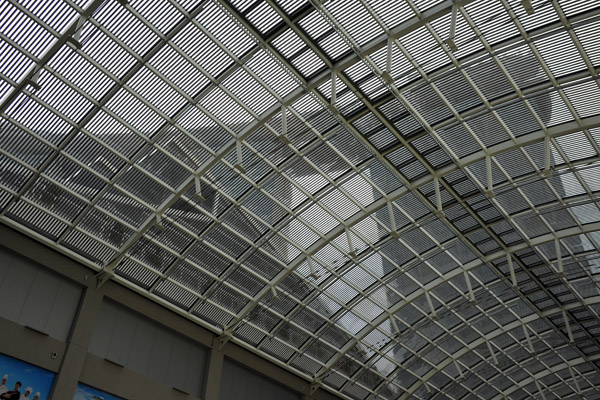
[1,0,600,399]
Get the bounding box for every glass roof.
[2,0,600,398]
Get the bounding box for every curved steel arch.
[399,296,600,399]
[315,221,600,379]
[223,114,600,330]
[488,354,600,400]
[98,0,600,339]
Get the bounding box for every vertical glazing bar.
[568,366,582,394]
[234,140,246,173]
[563,310,574,343]
[522,324,535,353]
[386,37,392,74]
[389,314,400,336]
[331,71,336,106]
[555,237,564,276]
[307,255,318,279]
[508,254,517,288]
[425,291,437,319]
[486,154,493,193]
[544,135,552,176]
[388,201,399,238]
[345,227,356,258]
[486,340,498,365]
[194,176,205,201]
[535,380,548,400]
[464,271,476,304]
[278,105,290,144]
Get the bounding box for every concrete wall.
[0,224,341,400]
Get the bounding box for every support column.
[203,346,225,400]
[50,287,103,399]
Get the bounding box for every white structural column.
[49,287,103,399]
[203,345,225,400]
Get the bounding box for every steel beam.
[0,0,107,114]
[488,354,600,400]
[315,222,600,376]
[399,296,600,398]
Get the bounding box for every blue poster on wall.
[0,353,55,400]
[73,382,123,400]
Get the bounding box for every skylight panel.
[0,41,34,85]
[4,0,600,396]
[48,48,114,101]
[77,208,133,248]
[19,0,78,34]
[556,131,597,161]
[6,198,66,239]
[354,297,384,322]
[326,0,382,46]
[299,202,338,235]
[128,66,187,117]
[368,0,414,30]
[298,9,330,39]
[221,67,276,115]
[155,278,198,309]
[275,37,311,69]
[157,129,212,170]
[84,109,145,159]
[563,80,600,119]
[245,49,297,97]
[129,0,182,34]
[434,69,481,114]
[496,100,540,137]
[465,1,519,45]
[0,121,51,170]
[136,147,189,189]
[105,87,165,137]
[80,26,136,79]
[171,23,233,78]
[63,229,116,264]
[511,0,558,31]
[44,154,105,200]
[198,86,254,129]
[93,1,159,57]
[534,31,587,78]
[115,166,173,208]
[246,1,282,34]
[23,177,86,223]
[197,2,254,58]
[282,220,319,249]
[0,2,57,57]
[404,83,453,125]
[207,160,251,199]
[574,20,600,67]
[400,26,449,75]
[208,283,251,314]
[318,31,350,61]
[4,95,72,145]
[150,44,209,98]
[95,186,152,228]
[63,132,124,179]
[320,189,360,220]
[529,90,574,127]
[578,167,600,192]
[430,5,483,59]
[464,56,513,101]
[466,112,510,148]
[175,106,229,151]
[34,71,94,124]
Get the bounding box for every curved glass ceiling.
[2,0,600,398]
